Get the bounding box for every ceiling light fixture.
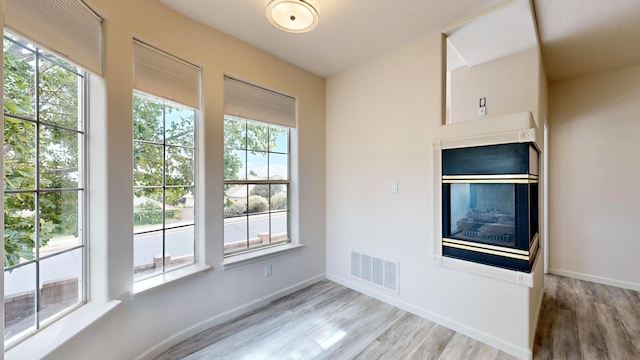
[266,0,319,33]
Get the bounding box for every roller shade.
[224,77,296,128]
[133,40,201,109]
[5,0,103,75]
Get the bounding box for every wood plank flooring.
[155,275,640,360]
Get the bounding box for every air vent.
[350,252,399,293]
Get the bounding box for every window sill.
[130,263,212,297]
[221,243,304,270]
[5,300,121,360]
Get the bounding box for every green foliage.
[223,116,288,208]
[247,195,268,213]
[270,193,287,210]
[250,184,280,198]
[133,93,195,206]
[4,35,82,267]
[133,201,180,226]
[223,202,246,217]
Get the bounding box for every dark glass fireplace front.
[442,143,539,272]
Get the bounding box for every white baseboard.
[548,268,640,292]
[327,273,532,360]
[134,273,326,360]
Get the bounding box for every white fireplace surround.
[432,111,542,287]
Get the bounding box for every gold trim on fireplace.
[443,174,538,180]
[443,179,539,184]
[443,241,530,260]
[443,233,539,261]
[443,238,530,255]
[442,174,538,184]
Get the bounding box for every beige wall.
[326,31,544,359]
[5,0,326,359]
[450,49,540,124]
[548,64,640,290]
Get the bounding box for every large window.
[3,31,86,346]
[133,92,196,279]
[223,116,290,254]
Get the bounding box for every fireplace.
[441,142,539,272]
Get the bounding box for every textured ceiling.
[160,0,640,81]
[159,0,503,77]
[534,0,640,81]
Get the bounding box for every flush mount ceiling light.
[266,0,319,33]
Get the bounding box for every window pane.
[166,105,194,147]
[39,191,81,253]
[39,57,79,129]
[270,184,287,211]
[166,146,193,186]
[224,116,246,149]
[247,151,267,180]
[133,93,163,143]
[166,187,194,228]
[134,231,163,279]
[4,263,36,343]
[269,153,288,180]
[250,184,269,199]
[39,126,80,189]
[224,184,247,218]
[3,38,36,119]
[270,125,288,153]
[4,193,36,265]
[246,120,269,152]
[224,216,247,252]
[271,212,288,243]
[39,248,83,324]
[165,225,194,270]
[248,215,269,247]
[248,193,268,214]
[224,149,246,180]
[133,142,163,187]
[4,117,36,190]
[134,188,164,233]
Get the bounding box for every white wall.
[450,49,540,124]
[4,0,326,359]
[326,32,543,359]
[548,64,640,290]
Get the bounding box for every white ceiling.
[160,0,640,81]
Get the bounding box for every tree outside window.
[223,115,290,254]
[3,30,85,346]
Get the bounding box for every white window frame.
[223,115,291,256]
[3,30,88,349]
[132,91,198,281]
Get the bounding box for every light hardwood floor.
[155,275,640,360]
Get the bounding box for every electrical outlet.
[478,97,487,117]
[265,264,272,277]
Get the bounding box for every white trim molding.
[327,273,533,360]
[134,273,325,360]
[548,268,640,292]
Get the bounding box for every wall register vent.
[351,252,398,293]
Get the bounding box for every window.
[223,116,290,254]
[3,30,86,346]
[133,92,197,280]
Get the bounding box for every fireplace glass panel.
[450,183,516,247]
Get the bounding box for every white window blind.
[133,40,201,109]
[224,77,296,128]
[5,0,103,75]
